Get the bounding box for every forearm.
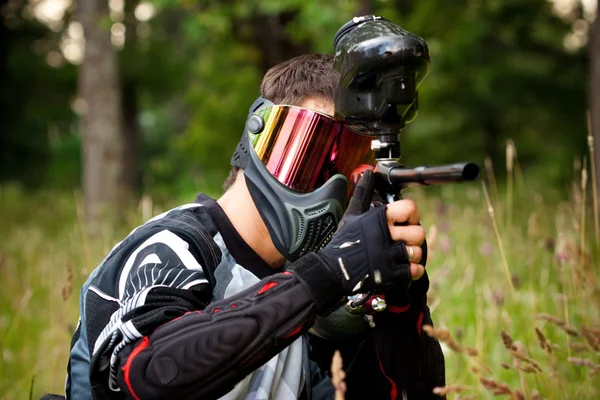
[116,253,343,400]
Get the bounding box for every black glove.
[317,170,413,295]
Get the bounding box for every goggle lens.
[249,105,376,198]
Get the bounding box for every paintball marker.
[333,16,480,315]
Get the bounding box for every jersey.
[52,193,445,400]
[66,194,325,399]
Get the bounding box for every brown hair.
[223,54,339,192]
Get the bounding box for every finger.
[406,244,422,264]
[346,169,375,214]
[389,225,426,245]
[410,263,425,280]
[386,199,420,226]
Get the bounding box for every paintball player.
[47,25,446,400]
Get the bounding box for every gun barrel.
[386,162,480,186]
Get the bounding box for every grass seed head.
[568,357,598,369]
[533,313,565,327]
[61,261,73,302]
[509,342,542,373]
[331,350,346,400]
[492,290,505,306]
[535,327,551,354]
[432,384,466,396]
[465,346,479,357]
[423,325,463,353]
[568,342,589,353]
[581,325,600,351]
[561,325,580,337]
[519,364,541,374]
[501,330,514,350]
[480,377,513,396]
[513,390,526,400]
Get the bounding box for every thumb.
[346,169,375,215]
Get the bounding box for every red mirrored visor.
[250,105,376,196]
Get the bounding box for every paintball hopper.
[333,15,430,136]
[313,16,480,341]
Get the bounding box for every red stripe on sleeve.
[257,281,279,295]
[284,324,303,339]
[122,337,150,400]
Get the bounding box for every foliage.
[153,0,590,193]
[397,0,588,187]
[0,3,77,187]
[1,162,599,398]
[159,0,358,195]
[0,1,598,398]
[1,0,591,196]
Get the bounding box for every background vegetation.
[1,0,599,398]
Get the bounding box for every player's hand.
[385,199,426,281]
[317,170,426,295]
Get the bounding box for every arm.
[85,226,344,399]
[114,253,343,400]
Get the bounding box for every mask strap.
[231,97,276,169]
[247,96,275,115]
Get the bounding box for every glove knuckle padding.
[320,205,412,294]
[339,170,375,229]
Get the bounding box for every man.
[53,53,444,400]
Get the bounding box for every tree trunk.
[122,82,141,194]
[78,0,126,229]
[0,0,9,143]
[358,0,373,16]
[591,2,600,205]
[250,13,309,73]
[482,112,501,170]
[122,0,142,194]
[394,0,415,19]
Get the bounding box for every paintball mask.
[231,97,376,260]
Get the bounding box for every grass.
[0,156,599,399]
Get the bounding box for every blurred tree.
[386,0,588,185]
[591,1,600,201]
[162,0,587,192]
[122,0,142,194]
[0,0,76,187]
[167,0,357,194]
[0,0,9,158]
[78,0,126,226]
[0,0,592,198]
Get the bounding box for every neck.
[217,177,286,269]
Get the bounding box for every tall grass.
[0,188,158,399]
[0,146,598,399]
[415,140,600,399]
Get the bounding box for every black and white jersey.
[61,194,446,400]
[67,195,307,400]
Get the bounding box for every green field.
[1,173,599,399]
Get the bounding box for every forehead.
[297,98,334,117]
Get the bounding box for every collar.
[194,193,281,279]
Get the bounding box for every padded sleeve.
[115,253,343,400]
